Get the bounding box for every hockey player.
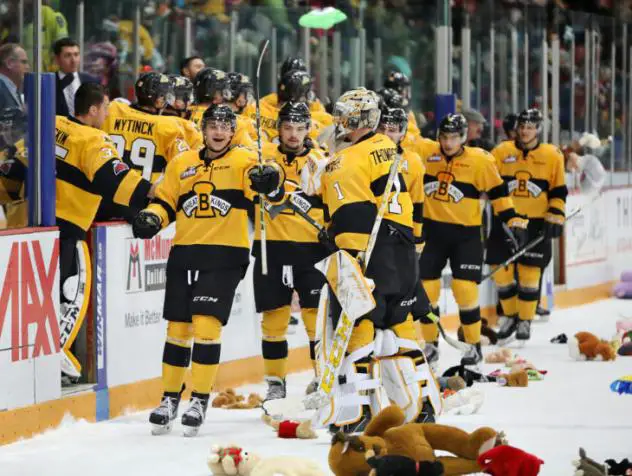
[320,88,440,433]
[102,72,190,183]
[0,107,28,228]
[487,108,567,343]
[190,68,256,147]
[225,72,257,141]
[164,74,204,150]
[418,114,527,366]
[384,71,421,139]
[132,104,282,436]
[56,83,153,378]
[254,102,329,399]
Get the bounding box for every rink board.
[1,186,631,445]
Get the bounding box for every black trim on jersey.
[331,201,377,236]
[547,207,565,217]
[413,203,423,224]
[423,174,481,200]
[168,244,250,270]
[548,185,568,200]
[92,161,128,201]
[423,217,481,238]
[370,173,408,197]
[0,146,27,181]
[487,183,509,201]
[497,208,518,224]
[56,160,94,193]
[153,197,177,223]
[57,217,88,240]
[128,178,152,210]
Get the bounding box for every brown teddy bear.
[328,405,501,475]
[569,332,617,361]
[212,389,263,409]
[497,370,529,387]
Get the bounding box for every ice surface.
[1,298,632,475]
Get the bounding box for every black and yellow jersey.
[102,102,190,183]
[491,140,567,219]
[174,115,204,150]
[261,93,327,114]
[146,146,258,270]
[407,111,421,137]
[243,101,333,144]
[399,145,425,242]
[55,116,152,239]
[322,132,413,252]
[253,143,329,265]
[190,104,256,148]
[0,139,28,228]
[403,134,437,162]
[422,143,518,237]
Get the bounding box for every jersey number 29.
[109,135,156,181]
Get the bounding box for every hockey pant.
[59,239,92,378]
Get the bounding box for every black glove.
[503,217,529,251]
[132,211,161,239]
[543,212,564,239]
[318,228,339,253]
[249,164,281,195]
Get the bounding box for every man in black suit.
[54,38,98,117]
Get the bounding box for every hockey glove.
[249,164,282,196]
[132,210,162,239]
[318,228,339,254]
[504,216,529,251]
[543,211,564,239]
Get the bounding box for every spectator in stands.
[0,43,28,111]
[463,107,494,150]
[54,38,99,117]
[22,0,68,71]
[180,55,206,81]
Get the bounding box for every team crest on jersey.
[112,160,129,175]
[182,181,232,218]
[507,170,543,197]
[424,171,465,203]
[427,155,442,162]
[0,159,14,176]
[180,166,198,179]
[503,155,517,164]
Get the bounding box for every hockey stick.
[256,40,270,275]
[425,310,472,352]
[482,206,582,282]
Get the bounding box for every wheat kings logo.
[182,193,232,217]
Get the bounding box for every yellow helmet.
[333,87,381,139]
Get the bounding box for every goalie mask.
[135,72,174,109]
[193,67,229,104]
[278,70,314,104]
[333,88,381,140]
[384,71,411,106]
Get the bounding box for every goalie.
[316,88,441,434]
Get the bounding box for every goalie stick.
[255,40,270,275]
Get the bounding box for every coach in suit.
[54,38,98,117]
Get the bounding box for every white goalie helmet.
[333,87,381,139]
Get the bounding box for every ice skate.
[516,320,531,342]
[149,394,181,436]
[305,376,319,395]
[496,315,518,346]
[460,342,482,367]
[181,395,208,437]
[264,376,287,401]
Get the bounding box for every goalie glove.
[132,210,162,239]
[543,211,564,239]
[503,215,529,251]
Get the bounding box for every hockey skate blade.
[496,334,517,347]
[150,421,174,436]
[182,425,201,438]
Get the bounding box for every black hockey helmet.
[193,67,228,104]
[503,113,518,134]
[379,106,408,134]
[201,104,236,132]
[277,102,311,129]
[135,72,174,107]
[517,108,543,132]
[280,56,307,79]
[226,72,253,103]
[437,113,468,143]
[384,71,411,105]
[168,74,194,108]
[377,87,406,110]
[278,70,313,103]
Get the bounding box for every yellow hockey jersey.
[190,104,256,148]
[253,143,329,265]
[322,132,413,252]
[174,115,204,150]
[146,146,259,270]
[491,140,567,220]
[422,143,519,237]
[399,145,425,242]
[55,116,151,239]
[102,102,190,183]
[408,111,421,137]
[0,139,28,228]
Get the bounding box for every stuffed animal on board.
[212,389,263,409]
[569,332,617,361]
[485,348,513,364]
[208,445,262,475]
[477,445,544,476]
[573,448,607,476]
[365,449,445,476]
[328,405,500,476]
[496,370,529,387]
[442,387,485,415]
[261,414,318,439]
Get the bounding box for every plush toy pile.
[212,389,263,409]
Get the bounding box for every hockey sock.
[452,279,481,344]
[262,306,291,379]
[517,264,541,321]
[301,307,318,371]
[191,314,222,396]
[162,321,193,396]
[492,264,518,316]
[347,319,374,397]
[421,279,441,343]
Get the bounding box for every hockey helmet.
[280,56,307,79]
[168,74,194,108]
[278,70,313,103]
[277,102,311,129]
[193,67,229,104]
[517,108,543,132]
[437,113,468,144]
[379,106,408,134]
[333,87,381,139]
[135,72,174,108]
[226,72,253,103]
[201,104,237,132]
[384,71,411,105]
[377,87,406,110]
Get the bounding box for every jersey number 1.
[110,135,156,181]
